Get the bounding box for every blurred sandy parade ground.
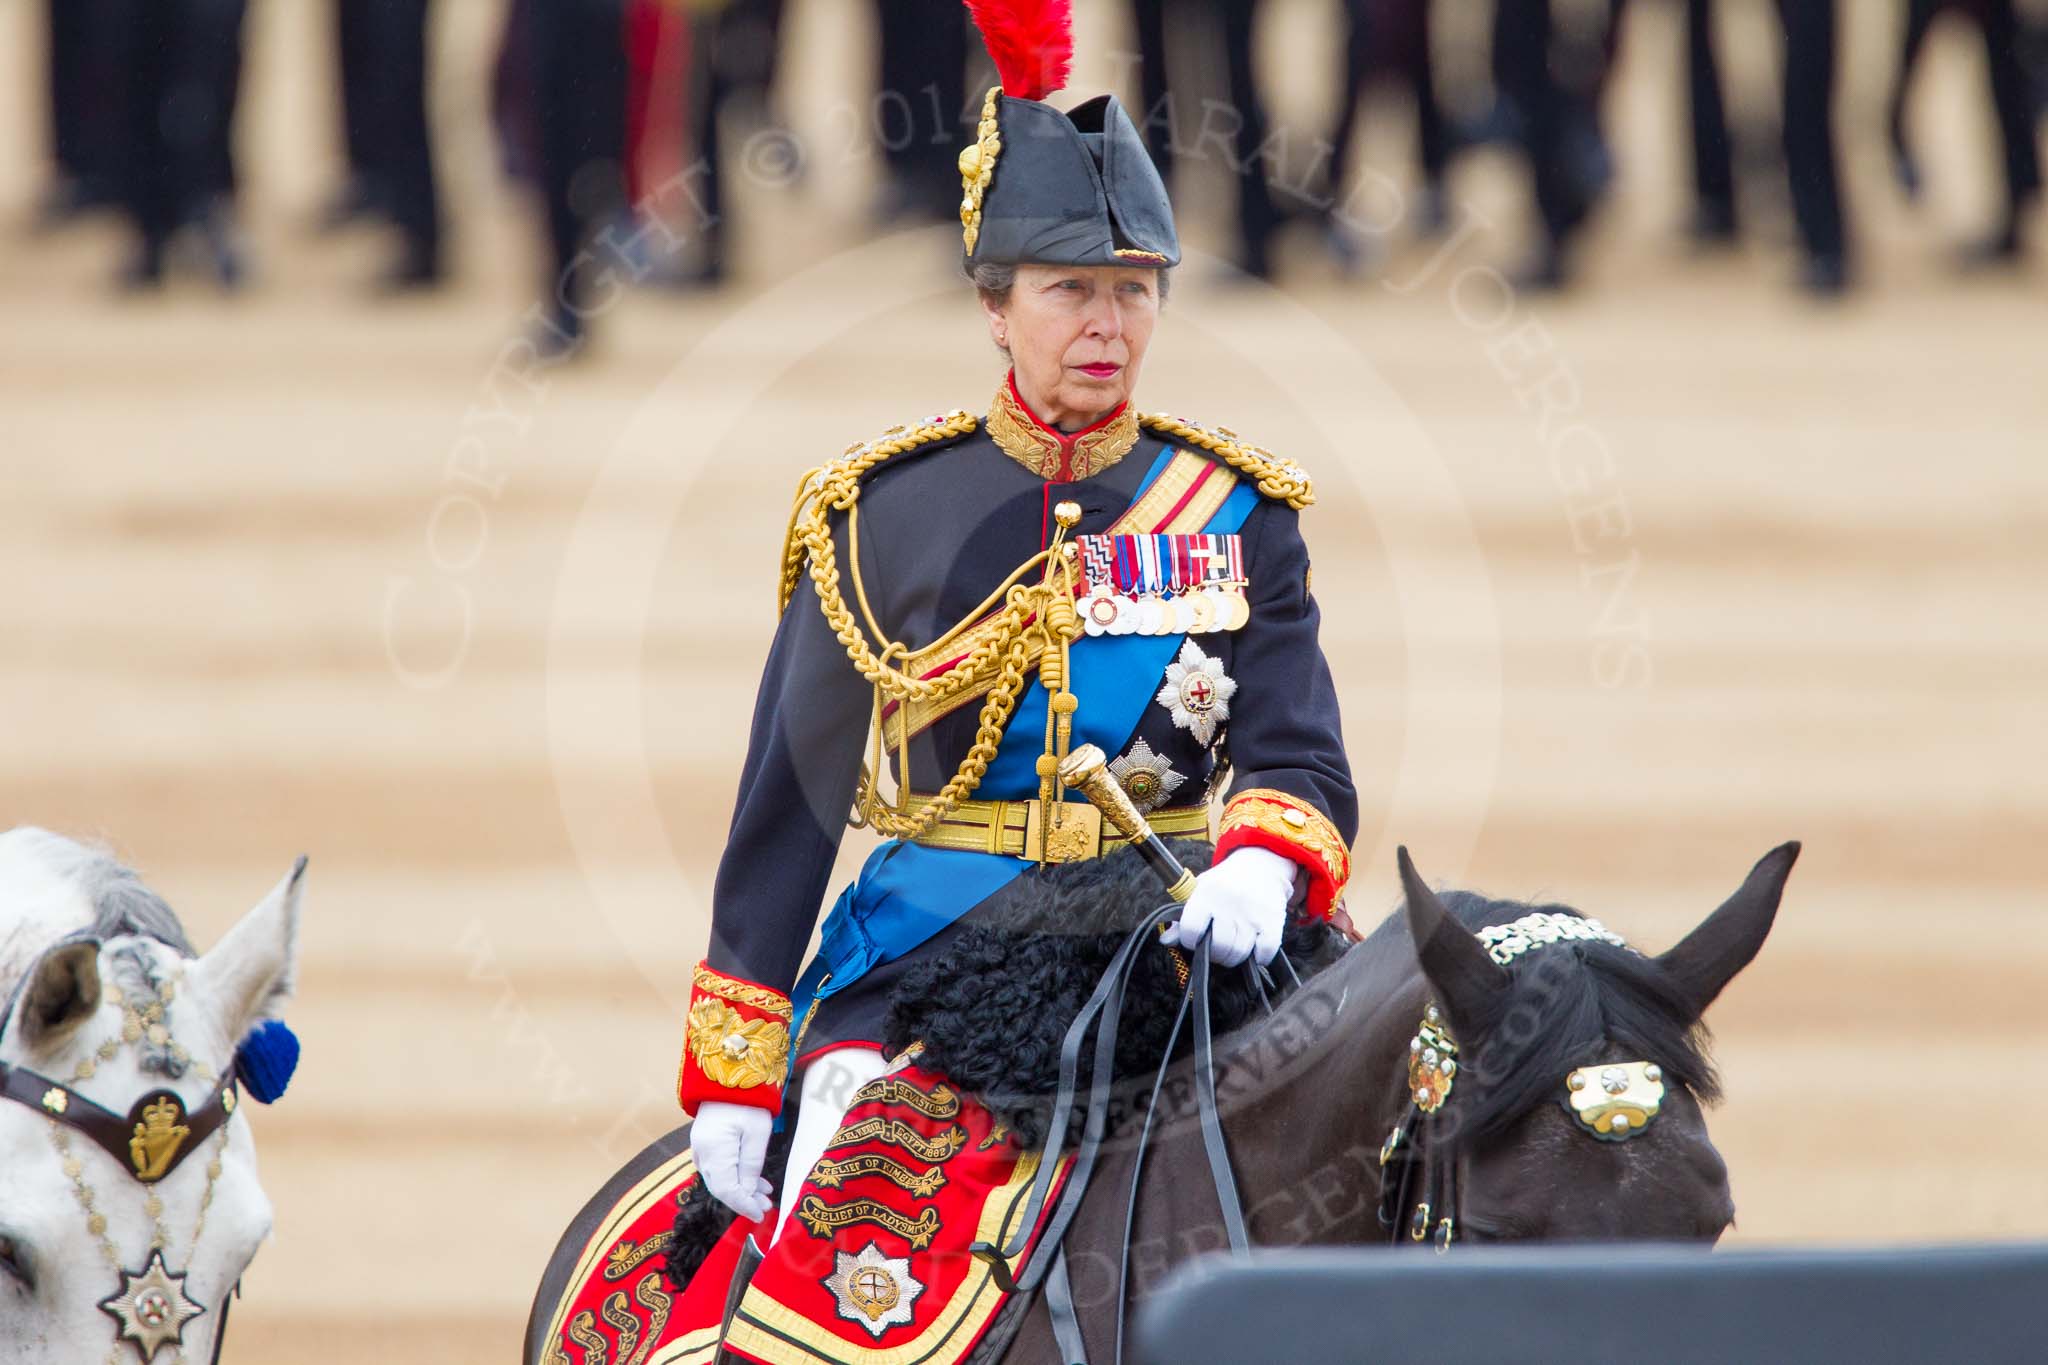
[3,1,2045,1360]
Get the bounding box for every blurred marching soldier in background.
[1490,0,1621,289]
[1777,0,1850,293]
[683,0,792,287]
[318,0,381,231]
[1324,0,1456,258]
[1887,0,2041,265]
[318,0,445,289]
[868,0,971,223]
[1682,0,1740,247]
[521,0,629,356]
[1217,0,1286,277]
[1678,0,1851,293]
[366,0,445,290]
[1126,0,1183,228]
[111,0,252,290]
[1127,0,1174,180]
[36,0,121,229]
[1127,0,1285,280]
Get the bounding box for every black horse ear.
[1400,847,1508,1030]
[1657,841,1801,1018]
[20,940,102,1051]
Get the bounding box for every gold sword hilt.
[1060,745,1198,988]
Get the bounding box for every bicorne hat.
[956,0,1181,269]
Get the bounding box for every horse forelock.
[1427,889,1721,1146]
[0,827,195,958]
[0,829,198,1045]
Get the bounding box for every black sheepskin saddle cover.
[883,840,1345,1148]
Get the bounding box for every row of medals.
[1080,584,1250,637]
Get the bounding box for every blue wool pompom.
[236,1019,301,1104]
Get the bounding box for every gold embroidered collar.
[987,374,1138,482]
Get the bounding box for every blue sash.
[787,449,1259,1052]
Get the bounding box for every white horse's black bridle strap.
[0,1060,240,1185]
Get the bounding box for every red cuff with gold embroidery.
[676,962,793,1118]
[1215,788,1351,921]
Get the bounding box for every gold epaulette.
[1139,412,1314,510]
[778,409,979,613]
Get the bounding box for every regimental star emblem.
[1156,640,1237,747]
[98,1251,205,1359]
[824,1242,924,1339]
[1109,739,1186,813]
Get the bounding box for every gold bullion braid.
[777,409,1086,840]
[601,1292,640,1364]
[778,411,981,615]
[625,1273,673,1365]
[692,963,794,1020]
[1139,412,1315,509]
[566,1311,608,1365]
[958,85,1003,256]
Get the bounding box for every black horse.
[526,841,1798,1365]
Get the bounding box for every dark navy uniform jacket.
[705,412,1356,1058]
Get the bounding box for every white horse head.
[0,828,304,1365]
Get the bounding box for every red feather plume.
[963,0,1073,101]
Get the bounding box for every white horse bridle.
[0,938,242,1365]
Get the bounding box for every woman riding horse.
[671,0,1357,1348]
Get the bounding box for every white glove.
[690,1101,775,1222]
[1166,846,1298,967]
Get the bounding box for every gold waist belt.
[901,792,1211,864]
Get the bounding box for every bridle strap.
[1380,1104,1459,1251]
[1105,932,1264,1365]
[0,1059,240,1185]
[1425,1123,1458,1251]
[209,1279,239,1365]
[1109,954,1193,1365]
[1044,1247,1088,1365]
[1188,933,1251,1256]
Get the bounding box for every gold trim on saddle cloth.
[538,1149,699,1360]
[902,794,1211,863]
[721,1147,1063,1365]
[882,450,1242,741]
[646,1327,724,1365]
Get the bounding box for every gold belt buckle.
[1024,799,1103,863]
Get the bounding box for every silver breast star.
[99,1251,206,1359]
[1108,739,1186,813]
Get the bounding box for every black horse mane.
[1398,889,1722,1147]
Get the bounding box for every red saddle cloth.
[723,1059,1070,1365]
[537,1060,1066,1365]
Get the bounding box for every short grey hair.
[966,259,1018,309]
